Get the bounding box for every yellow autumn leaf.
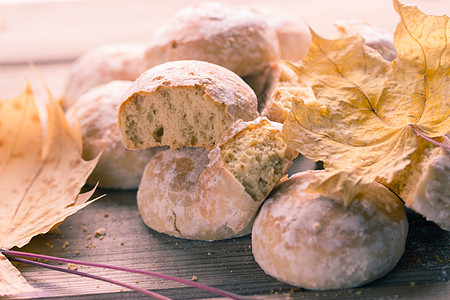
[0,83,100,296]
[280,0,449,200]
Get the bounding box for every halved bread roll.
[118,60,259,151]
[137,118,297,240]
[252,171,408,290]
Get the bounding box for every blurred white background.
[0,0,448,64]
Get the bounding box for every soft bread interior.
[220,119,295,201]
[120,86,234,150]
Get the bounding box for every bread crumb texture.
[123,86,232,149]
[118,60,258,150]
[252,171,408,290]
[220,118,296,201]
[261,62,319,124]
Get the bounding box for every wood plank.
[7,186,450,299]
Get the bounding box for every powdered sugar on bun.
[144,2,280,78]
[64,43,147,109]
[65,80,162,189]
[137,118,296,240]
[252,171,408,290]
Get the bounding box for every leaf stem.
[411,125,450,150]
[2,249,246,300]
[8,256,171,300]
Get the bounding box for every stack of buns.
[60,1,448,293]
[116,59,296,240]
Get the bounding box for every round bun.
[144,2,280,78]
[64,43,147,109]
[137,118,297,241]
[269,14,311,62]
[334,20,396,61]
[137,147,257,240]
[65,80,162,189]
[243,4,311,62]
[252,171,408,290]
[118,60,259,151]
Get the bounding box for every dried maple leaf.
[280,0,449,200]
[0,83,100,296]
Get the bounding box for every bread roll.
[244,4,311,62]
[380,138,450,230]
[252,171,408,290]
[270,14,311,62]
[137,118,297,240]
[118,60,259,151]
[144,2,279,78]
[65,80,162,189]
[64,43,147,109]
[334,20,397,61]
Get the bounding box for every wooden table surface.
[1,1,449,299]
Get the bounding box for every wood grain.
[7,186,450,299]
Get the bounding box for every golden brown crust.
[137,147,256,241]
